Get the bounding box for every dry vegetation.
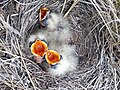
[0,0,120,90]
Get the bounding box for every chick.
[49,45,78,75]
[29,34,78,75]
[46,12,72,44]
[28,7,78,74]
[28,31,47,46]
[28,23,72,52]
[45,50,61,65]
[39,7,50,27]
[38,7,72,44]
[28,7,72,46]
[31,39,48,63]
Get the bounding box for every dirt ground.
[0,0,120,90]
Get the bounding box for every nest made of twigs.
[0,0,120,90]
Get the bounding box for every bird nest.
[0,0,120,90]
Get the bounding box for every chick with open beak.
[45,50,62,69]
[38,7,72,46]
[31,39,48,63]
[39,7,50,26]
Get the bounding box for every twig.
[61,0,67,14]
[16,38,36,90]
[64,0,80,18]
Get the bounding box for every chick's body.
[46,13,72,44]
[38,13,72,51]
[49,45,78,75]
[28,12,78,75]
[29,12,72,51]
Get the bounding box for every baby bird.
[45,50,61,65]
[39,7,72,44]
[31,39,48,63]
[30,40,78,75]
[28,7,72,50]
[30,40,62,71]
[49,45,78,75]
[39,7,50,26]
[28,7,78,75]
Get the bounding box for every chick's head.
[45,50,61,65]
[31,39,48,57]
[39,7,49,21]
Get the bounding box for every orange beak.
[31,39,48,57]
[39,7,49,21]
[45,50,61,65]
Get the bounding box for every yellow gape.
[45,50,61,65]
[31,39,48,57]
[39,7,49,21]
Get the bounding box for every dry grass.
[0,0,120,90]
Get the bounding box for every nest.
[0,0,120,89]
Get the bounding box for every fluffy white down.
[49,45,78,75]
[28,13,72,46]
[47,13,72,43]
[28,31,47,44]
[28,13,78,75]
[47,13,61,30]
[28,34,36,43]
[37,28,72,52]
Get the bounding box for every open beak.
[45,50,61,65]
[39,7,49,22]
[31,39,48,57]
